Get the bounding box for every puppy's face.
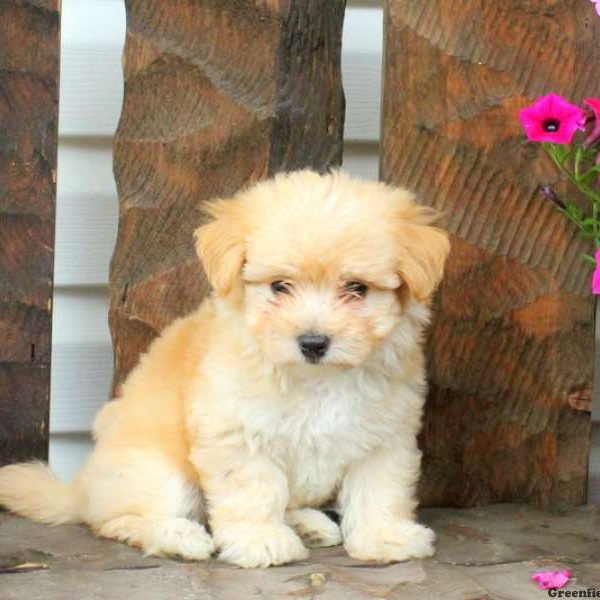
[196,171,449,368]
[241,220,405,368]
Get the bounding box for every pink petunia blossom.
[519,94,585,145]
[593,249,600,295]
[583,98,600,148]
[532,570,571,590]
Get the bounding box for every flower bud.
[539,186,566,210]
[583,98,600,148]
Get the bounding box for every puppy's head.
[195,171,449,368]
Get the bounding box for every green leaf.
[558,146,573,166]
[565,203,583,221]
[579,166,600,186]
[545,143,568,165]
[582,253,597,265]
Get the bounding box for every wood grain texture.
[381,0,597,507]
[58,2,376,141]
[0,0,60,465]
[110,0,345,390]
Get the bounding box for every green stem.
[547,147,600,203]
[546,145,600,247]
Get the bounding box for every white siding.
[59,0,125,139]
[342,7,383,143]
[55,142,118,286]
[49,435,94,480]
[51,289,112,434]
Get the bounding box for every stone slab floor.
[1,504,599,599]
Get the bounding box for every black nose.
[297,333,330,363]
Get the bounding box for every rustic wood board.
[381,0,598,507]
[0,0,60,465]
[1,504,599,598]
[110,0,345,390]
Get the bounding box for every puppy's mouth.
[304,355,323,365]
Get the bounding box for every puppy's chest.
[242,377,395,472]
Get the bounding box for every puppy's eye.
[343,281,368,298]
[270,280,293,295]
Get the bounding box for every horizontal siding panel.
[49,434,94,480]
[343,8,383,142]
[61,0,126,47]
[52,288,111,345]
[51,289,112,433]
[50,343,112,433]
[59,0,125,138]
[59,46,124,139]
[55,141,118,286]
[343,53,381,142]
[342,143,379,180]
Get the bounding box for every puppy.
[0,170,449,568]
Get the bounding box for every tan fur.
[0,171,449,568]
[0,462,82,525]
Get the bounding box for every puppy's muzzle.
[297,333,330,363]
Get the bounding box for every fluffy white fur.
[0,170,449,568]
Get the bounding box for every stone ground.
[1,504,599,599]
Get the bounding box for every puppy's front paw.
[344,521,435,563]
[215,523,309,568]
[286,508,342,548]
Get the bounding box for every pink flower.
[583,98,600,148]
[593,249,600,294]
[532,570,571,590]
[519,94,585,144]
[591,0,600,17]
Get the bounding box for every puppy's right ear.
[194,198,247,297]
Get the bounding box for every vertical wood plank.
[0,0,60,465]
[110,0,345,390]
[382,0,597,507]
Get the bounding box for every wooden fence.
[1,0,597,508]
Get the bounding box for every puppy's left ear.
[395,205,451,302]
[194,198,247,297]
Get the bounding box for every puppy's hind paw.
[98,516,215,562]
[153,521,215,561]
[286,508,342,548]
[215,523,309,568]
[344,521,435,563]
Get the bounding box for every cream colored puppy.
[0,170,449,568]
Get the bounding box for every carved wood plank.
[110,0,345,390]
[381,0,597,507]
[0,0,60,465]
